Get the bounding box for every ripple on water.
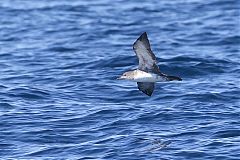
[8,88,50,100]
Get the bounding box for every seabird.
[118,32,182,96]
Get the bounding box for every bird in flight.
[118,32,182,96]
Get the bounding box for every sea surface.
[0,0,240,159]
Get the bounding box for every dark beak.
[117,76,124,80]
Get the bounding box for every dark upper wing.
[137,82,155,96]
[133,32,162,75]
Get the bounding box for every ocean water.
[0,0,240,159]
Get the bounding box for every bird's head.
[117,71,135,80]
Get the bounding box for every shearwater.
[118,32,182,96]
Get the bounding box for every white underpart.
[133,70,166,82]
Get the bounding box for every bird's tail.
[166,75,182,81]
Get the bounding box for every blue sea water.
[0,0,240,159]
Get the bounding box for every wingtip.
[146,93,152,96]
[139,32,148,40]
[134,32,147,49]
[140,90,152,96]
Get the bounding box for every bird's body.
[118,32,182,96]
[127,70,167,82]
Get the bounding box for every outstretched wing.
[137,82,155,96]
[133,32,162,75]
